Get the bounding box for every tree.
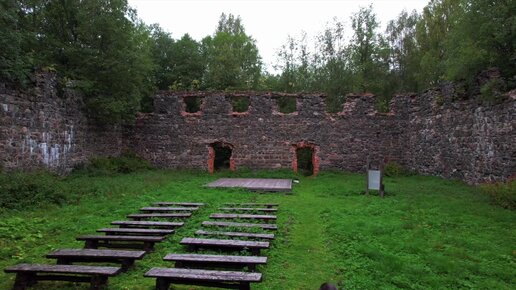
[201,13,262,90]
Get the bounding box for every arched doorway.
[291,141,320,176]
[208,142,235,173]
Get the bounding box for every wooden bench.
[153,202,204,207]
[210,213,277,223]
[127,213,191,221]
[145,267,261,290]
[111,220,184,229]
[77,235,165,252]
[224,203,278,208]
[195,230,275,240]
[4,264,121,290]
[97,228,174,236]
[164,253,267,271]
[219,207,277,213]
[180,238,269,255]
[46,249,145,271]
[202,221,278,231]
[140,207,199,212]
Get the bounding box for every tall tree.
[201,13,262,90]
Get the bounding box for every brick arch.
[207,141,235,173]
[291,141,320,176]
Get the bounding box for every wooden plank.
[97,228,174,236]
[219,207,277,213]
[46,249,145,260]
[180,238,269,250]
[140,207,198,212]
[111,221,183,229]
[224,203,279,208]
[210,213,277,221]
[4,264,121,276]
[76,235,165,242]
[145,267,262,282]
[206,178,292,192]
[164,254,266,264]
[127,213,192,220]
[153,202,204,207]
[195,230,275,240]
[202,221,278,230]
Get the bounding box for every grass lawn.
[0,170,514,289]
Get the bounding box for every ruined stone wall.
[130,92,410,174]
[0,73,123,172]
[406,85,515,183]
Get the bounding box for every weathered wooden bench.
[127,213,191,220]
[77,235,165,252]
[210,213,277,223]
[111,220,184,229]
[219,207,277,213]
[202,221,278,231]
[140,207,199,212]
[97,228,174,236]
[164,253,267,271]
[180,238,269,255]
[46,249,145,271]
[195,230,275,240]
[4,263,121,290]
[224,203,278,208]
[145,267,261,290]
[153,202,204,207]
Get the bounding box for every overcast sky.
[128,0,429,72]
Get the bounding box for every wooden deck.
[206,178,292,192]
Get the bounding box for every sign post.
[366,158,385,197]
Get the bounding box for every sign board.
[368,170,381,190]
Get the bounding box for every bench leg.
[120,260,135,272]
[143,242,154,252]
[156,278,169,290]
[90,275,108,290]
[12,273,34,290]
[239,282,250,290]
[84,240,98,249]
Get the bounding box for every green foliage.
[0,171,67,210]
[481,180,516,210]
[74,152,152,176]
[201,13,262,90]
[479,78,507,105]
[384,161,411,177]
[184,96,202,113]
[276,96,297,113]
[230,96,250,112]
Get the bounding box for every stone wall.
[1,72,514,184]
[130,92,410,174]
[0,73,123,172]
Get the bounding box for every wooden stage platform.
[206,178,292,192]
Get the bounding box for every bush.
[384,161,410,177]
[479,78,507,105]
[0,171,68,210]
[75,152,152,176]
[480,180,516,210]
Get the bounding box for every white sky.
[128,0,429,72]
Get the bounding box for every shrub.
[0,171,68,210]
[75,152,152,176]
[384,161,410,177]
[479,78,507,105]
[480,180,516,210]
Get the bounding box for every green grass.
[0,170,515,289]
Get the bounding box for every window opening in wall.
[212,142,233,171]
[276,96,296,113]
[231,96,250,112]
[296,147,314,176]
[325,94,345,113]
[184,96,202,113]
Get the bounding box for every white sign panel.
[368,170,381,190]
